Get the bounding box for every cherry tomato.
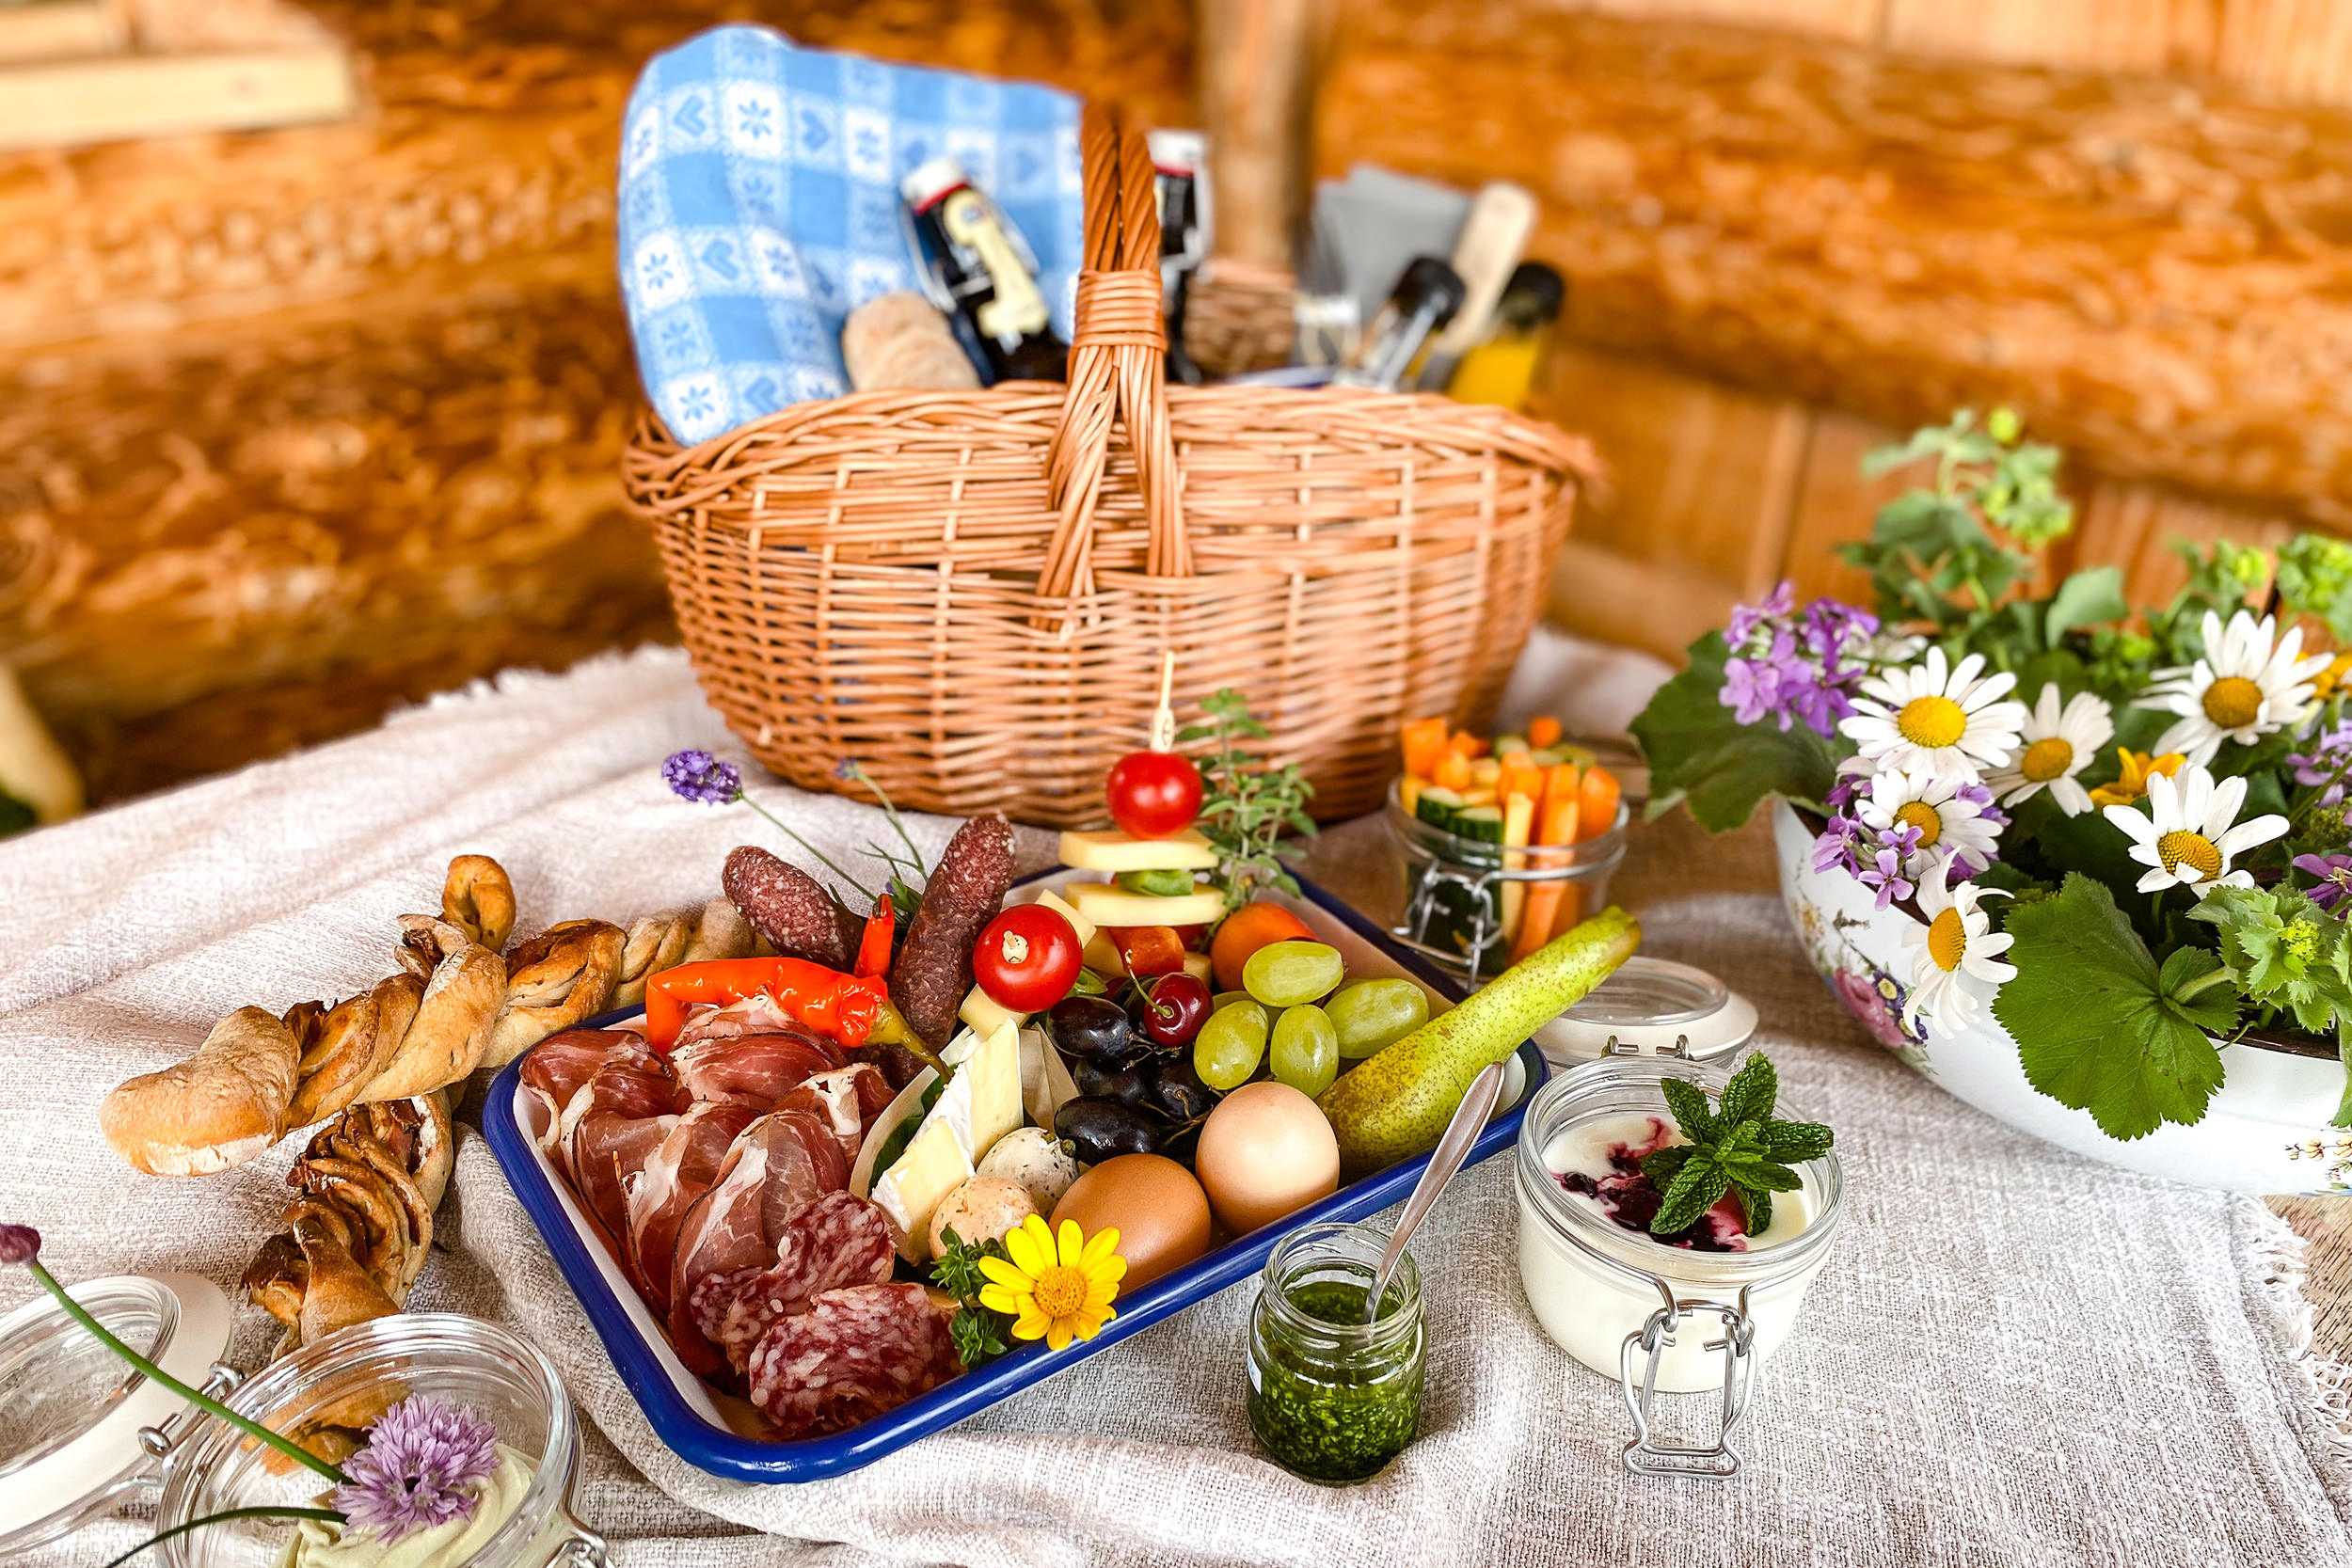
[1106,750,1203,838]
[1141,972,1215,1049]
[972,904,1083,1012]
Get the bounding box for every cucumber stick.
[1499,792,1534,942]
[1317,907,1640,1174]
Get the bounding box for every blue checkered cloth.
[616,25,1085,446]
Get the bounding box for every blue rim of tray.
[482,868,1549,1483]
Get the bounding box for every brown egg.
[1195,1082,1340,1236]
[1050,1153,1212,1288]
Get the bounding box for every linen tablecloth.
[6,636,2350,1567]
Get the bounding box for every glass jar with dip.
[1246,1222,1425,1484]
[0,1286,601,1568]
[1514,1047,1843,1478]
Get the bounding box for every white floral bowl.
[1772,800,2349,1194]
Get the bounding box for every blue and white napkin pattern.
[617,25,1086,445]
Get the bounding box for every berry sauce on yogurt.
[1546,1114,1807,1253]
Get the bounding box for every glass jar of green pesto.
[1245,1222,1424,1484]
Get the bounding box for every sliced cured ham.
[670,1030,841,1110]
[691,1190,896,1372]
[771,1064,894,1162]
[624,1101,758,1313]
[673,990,805,1051]
[557,1058,688,1180]
[667,1109,849,1372]
[519,1029,655,1158]
[744,1282,958,1438]
[570,1111,678,1272]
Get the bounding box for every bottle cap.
[900,154,969,212]
[1393,256,1468,329]
[1503,261,1565,323]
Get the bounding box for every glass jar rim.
[1514,1056,1844,1289]
[158,1314,578,1568]
[1383,777,1631,867]
[1260,1221,1422,1347]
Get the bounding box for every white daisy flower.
[1853,767,2005,879]
[2101,764,2287,897]
[1900,859,2016,1041]
[2137,610,2328,765]
[1983,685,2114,816]
[1839,647,2026,784]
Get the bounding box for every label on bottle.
[938,189,1049,343]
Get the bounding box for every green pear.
[1318,907,1640,1174]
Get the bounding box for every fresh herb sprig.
[1177,689,1318,912]
[1641,1054,1832,1237]
[932,1227,1016,1370]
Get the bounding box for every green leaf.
[1716,1053,1777,1125]
[1735,1185,1772,1236]
[2043,565,2126,642]
[1758,1120,1834,1162]
[1719,1159,1803,1192]
[1650,1154,1731,1236]
[1658,1075,1722,1144]
[0,791,31,839]
[1629,631,1844,832]
[1992,874,2226,1140]
[1640,1145,1694,1189]
[2154,945,2242,1036]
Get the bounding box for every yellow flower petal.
[1091,1254,1127,1286]
[977,1256,1030,1293]
[1079,1227,1122,1270]
[1084,1279,1119,1308]
[1057,1219,1085,1270]
[1009,1307,1050,1340]
[1046,1319,1074,1352]
[1003,1218,1048,1276]
[1073,1307,1110,1338]
[977,1285,1023,1316]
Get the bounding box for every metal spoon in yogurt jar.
[1362,1060,1507,1323]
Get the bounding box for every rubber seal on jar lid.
[1534,957,1757,1068]
[0,1272,232,1544]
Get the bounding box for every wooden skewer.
[1149,649,1178,752]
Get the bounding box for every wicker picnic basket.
[622,103,1597,829]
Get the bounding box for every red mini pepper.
[643,958,886,1053]
[854,898,895,978]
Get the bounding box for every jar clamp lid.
[1536,957,1757,1069]
[0,1272,233,1552]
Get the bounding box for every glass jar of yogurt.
[1514,1048,1843,1477]
[0,1286,601,1568]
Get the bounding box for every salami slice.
[889,813,1015,1049]
[723,847,863,971]
[701,1191,896,1371]
[744,1282,957,1438]
[666,1109,849,1368]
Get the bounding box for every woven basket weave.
[623,104,1597,829]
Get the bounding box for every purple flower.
[2290,722,2352,807]
[2296,853,2352,913]
[334,1396,501,1542]
[1718,588,1880,737]
[662,749,741,806]
[1725,579,1796,647]
[1813,811,1925,909]
[0,1224,37,1265]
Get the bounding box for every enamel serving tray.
[483,869,1547,1483]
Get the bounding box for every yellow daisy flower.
[2085,748,2186,811]
[2314,651,2352,701]
[977,1215,1125,1351]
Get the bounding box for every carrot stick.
[1579,765,1622,841]
[1512,771,1583,961]
[1498,753,1544,809]
[1528,715,1563,750]
[1401,716,1449,778]
[1448,731,1490,759]
[1500,792,1535,942]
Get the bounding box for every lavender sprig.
[661,750,880,901]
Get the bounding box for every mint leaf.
[1629,630,1842,832]
[1717,1053,1777,1125]
[1759,1121,1834,1163]
[1650,1155,1731,1236]
[1640,1145,1693,1189]
[1993,874,2225,1140]
[1658,1075,1721,1144]
[1735,1185,1772,1235]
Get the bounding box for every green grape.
[1269,1005,1339,1098]
[1213,990,1257,1012]
[1242,941,1346,1008]
[1326,978,1431,1060]
[1195,1000,1271,1090]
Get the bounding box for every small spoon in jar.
[1361,1060,1508,1323]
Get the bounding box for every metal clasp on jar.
[136,1362,244,1463]
[1616,1279,1756,1480]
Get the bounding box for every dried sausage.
[723,847,864,971]
[744,1282,957,1437]
[889,814,1015,1048]
[707,1191,896,1371]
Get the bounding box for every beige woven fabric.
[4,641,2350,1567]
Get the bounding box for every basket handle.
[1039,103,1191,603]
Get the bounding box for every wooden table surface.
[1300,806,2352,1365]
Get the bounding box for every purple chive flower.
[662,749,741,806]
[334,1396,501,1542]
[2295,853,2352,913]
[0,1224,38,1264]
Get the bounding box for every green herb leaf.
[1657,1075,1722,1145]
[1992,874,2227,1141]
[1640,1144,1694,1189]
[1629,630,1843,832]
[1735,1185,1773,1236]
[1758,1120,1835,1163]
[1649,1153,1731,1236]
[2189,885,2349,1037]
[1716,1053,1778,1125]
[1644,1053,1832,1240]
[2043,565,2127,642]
